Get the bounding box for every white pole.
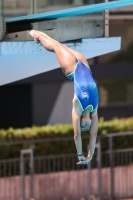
[73,0,83,6]
[31,0,38,29]
[31,0,37,14]
[0,0,4,41]
[105,0,109,37]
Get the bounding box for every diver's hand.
[76,154,92,165]
[78,154,86,162]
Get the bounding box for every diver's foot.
[29,30,42,41]
[36,30,54,41]
[36,30,46,36]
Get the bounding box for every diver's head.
[80,116,91,131]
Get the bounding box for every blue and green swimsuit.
[66,60,99,112]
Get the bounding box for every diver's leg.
[30,30,77,73]
[35,31,88,65]
[64,46,89,66]
[35,30,89,66]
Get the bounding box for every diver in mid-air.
[30,30,99,165]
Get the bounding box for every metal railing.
[0,131,133,200]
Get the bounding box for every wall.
[0,165,133,200]
[99,19,133,64]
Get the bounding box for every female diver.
[29,30,99,165]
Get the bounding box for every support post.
[20,147,34,200]
[30,145,34,199]
[88,144,91,200]
[73,0,83,6]
[105,0,109,37]
[20,151,25,200]
[88,160,91,200]
[0,0,4,41]
[31,0,37,14]
[31,0,37,29]
[109,136,114,200]
[97,137,102,200]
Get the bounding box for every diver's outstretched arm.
[76,111,98,165]
[72,96,88,163]
[88,113,98,159]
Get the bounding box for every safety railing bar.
[0,158,20,163]
[0,135,89,146]
[0,131,133,147]
[100,131,133,138]
[0,153,77,164]
[34,153,77,160]
[103,147,133,154]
